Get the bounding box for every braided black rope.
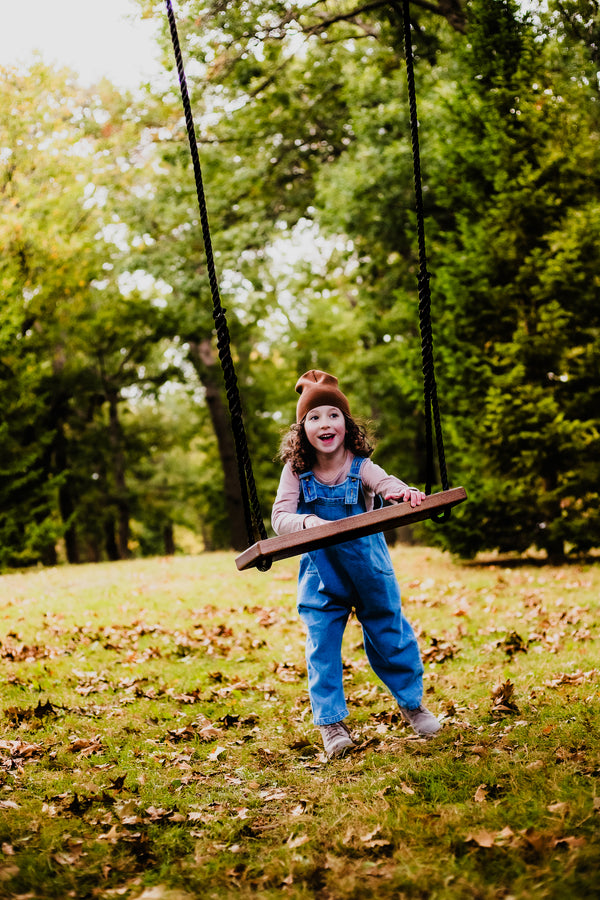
[165,0,270,560]
[395,0,450,515]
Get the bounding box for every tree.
[0,63,181,566]
[132,0,462,500]
[423,0,600,559]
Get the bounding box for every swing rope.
[394,0,450,511]
[164,0,462,570]
[165,0,270,559]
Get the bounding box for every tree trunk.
[540,469,565,564]
[187,338,249,551]
[106,388,130,559]
[55,422,80,564]
[163,521,176,556]
[104,515,120,561]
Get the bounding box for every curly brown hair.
[278,415,375,475]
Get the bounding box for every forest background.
[1,0,599,570]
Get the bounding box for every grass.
[0,546,598,899]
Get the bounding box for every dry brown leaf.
[207,746,226,762]
[465,829,495,848]
[547,801,568,814]
[359,827,392,850]
[135,886,197,900]
[545,669,598,688]
[145,806,170,821]
[491,679,520,716]
[553,836,586,849]
[68,736,103,756]
[187,811,205,822]
[97,825,123,844]
[422,637,456,665]
[52,849,83,866]
[0,864,20,882]
[259,788,288,802]
[197,725,223,742]
[287,833,310,849]
[499,631,528,657]
[496,826,515,843]
[474,784,488,803]
[235,808,250,819]
[291,800,309,816]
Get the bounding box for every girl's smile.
[304,405,346,460]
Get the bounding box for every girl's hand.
[303,515,328,529]
[385,488,426,508]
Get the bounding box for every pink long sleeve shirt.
[271,452,411,535]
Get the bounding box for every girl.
[272,369,440,758]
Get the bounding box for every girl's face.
[303,405,346,458]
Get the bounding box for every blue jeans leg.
[298,593,351,727]
[355,578,424,710]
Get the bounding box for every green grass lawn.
[0,546,598,899]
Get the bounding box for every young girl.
[272,369,440,758]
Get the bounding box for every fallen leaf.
[145,806,170,822]
[259,788,288,802]
[291,800,308,816]
[422,637,456,665]
[207,746,226,762]
[134,886,196,900]
[0,864,20,882]
[496,826,515,843]
[97,825,123,844]
[474,785,488,803]
[465,829,495,848]
[553,836,586,849]
[491,679,520,717]
[287,833,310,848]
[499,631,528,657]
[545,669,598,688]
[67,736,103,756]
[547,801,568,814]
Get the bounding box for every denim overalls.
[297,455,424,726]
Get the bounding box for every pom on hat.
[295,370,351,423]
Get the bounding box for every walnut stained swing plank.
[235,486,467,570]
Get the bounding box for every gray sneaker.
[319,721,355,758]
[399,704,441,737]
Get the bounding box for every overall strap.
[299,471,317,502]
[344,456,365,505]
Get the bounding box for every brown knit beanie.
[295,370,351,423]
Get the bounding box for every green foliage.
[2,0,600,565]
[0,64,194,566]
[423,0,600,559]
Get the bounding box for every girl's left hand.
[385,488,426,508]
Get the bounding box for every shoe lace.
[324,721,349,737]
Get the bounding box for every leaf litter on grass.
[0,549,599,899]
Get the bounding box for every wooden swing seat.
[235,486,467,571]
